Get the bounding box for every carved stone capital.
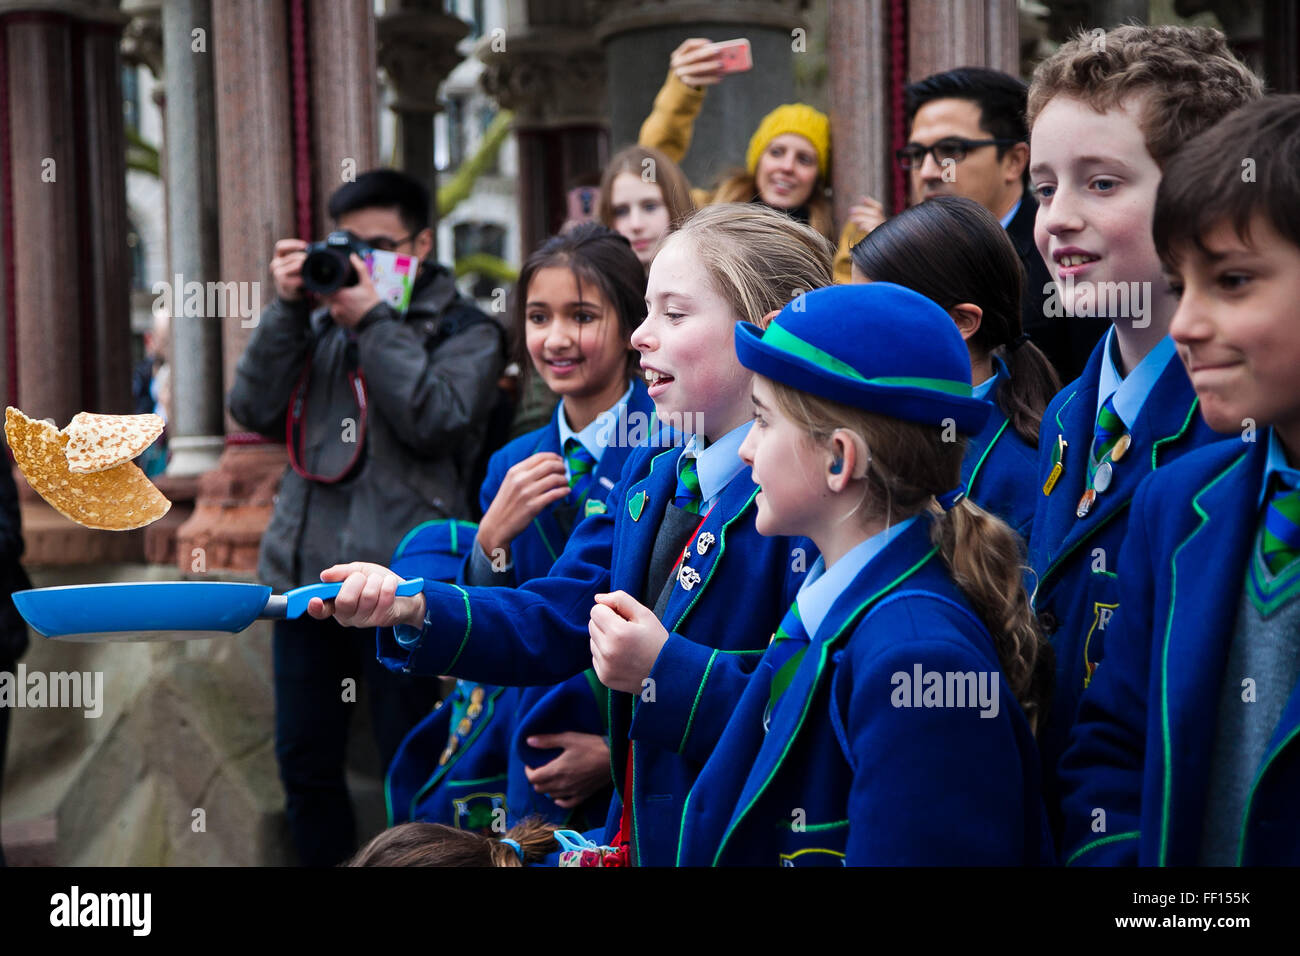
[377,8,469,113]
[479,28,607,129]
[120,7,163,76]
[0,0,127,24]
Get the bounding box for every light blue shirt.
[677,421,752,513]
[556,382,634,482]
[795,516,919,639]
[1258,428,1300,509]
[972,361,1003,401]
[998,197,1022,231]
[1095,326,1177,430]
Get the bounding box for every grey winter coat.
[228,265,504,592]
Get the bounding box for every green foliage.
[126,124,160,178]
[437,109,513,218]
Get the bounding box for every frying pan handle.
[269,577,427,620]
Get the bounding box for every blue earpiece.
[829,458,843,474]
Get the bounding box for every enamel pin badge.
[1043,435,1067,496]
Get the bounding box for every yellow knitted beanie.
[745,103,831,178]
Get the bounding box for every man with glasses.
[846,67,1106,381]
[229,168,505,866]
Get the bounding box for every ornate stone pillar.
[827,0,894,225]
[159,0,224,476]
[306,0,378,233]
[378,0,469,231]
[481,23,609,258]
[0,1,143,567]
[0,0,131,424]
[179,0,297,574]
[180,0,381,574]
[596,0,809,190]
[907,0,1019,82]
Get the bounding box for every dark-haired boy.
[1022,25,1262,843]
[228,168,505,866]
[1061,94,1300,865]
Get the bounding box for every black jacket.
[1005,192,1109,384]
[228,263,505,592]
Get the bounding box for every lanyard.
[285,336,369,484]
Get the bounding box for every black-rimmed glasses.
[895,137,1022,171]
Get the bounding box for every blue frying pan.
[12,578,425,641]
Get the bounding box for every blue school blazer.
[385,383,651,831]
[963,357,1039,540]
[1059,437,1300,866]
[1026,336,1218,831]
[677,516,1054,866]
[378,434,813,866]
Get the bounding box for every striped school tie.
[564,438,597,505]
[1261,475,1300,576]
[764,601,813,730]
[1089,393,1125,481]
[674,455,702,514]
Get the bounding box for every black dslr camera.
[301,231,372,295]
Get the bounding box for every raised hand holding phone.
[709,38,752,75]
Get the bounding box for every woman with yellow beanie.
[638,37,838,244]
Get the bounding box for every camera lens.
[302,248,348,294]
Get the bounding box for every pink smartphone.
[709,38,752,75]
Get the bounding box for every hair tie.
[1008,332,1031,352]
[499,837,523,862]
[936,487,967,511]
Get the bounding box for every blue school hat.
[734,283,992,436]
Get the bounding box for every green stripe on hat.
[762,322,867,382]
[761,322,973,397]
[862,376,973,397]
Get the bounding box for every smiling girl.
[310,204,833,866]
[597,145,695,270]
[386,224,652,834]
[638,39,836,243]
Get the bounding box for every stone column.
[180,0,381,574]
[907,0,1018,82]
[377,0,469,229]
[827,0,893,225]
[307,0,378,233]
[1,0,146,565]
[1,3,89,424]
[481,23,609,258]
[596,0,809,190]
[161,0,224,476]
[211,0,294,403]
[178,0,297,574]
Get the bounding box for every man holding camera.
[229,169,505,866]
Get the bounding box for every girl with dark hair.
[386,224,653,834]
[850,195,1060,538]
[597,145,696,269]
